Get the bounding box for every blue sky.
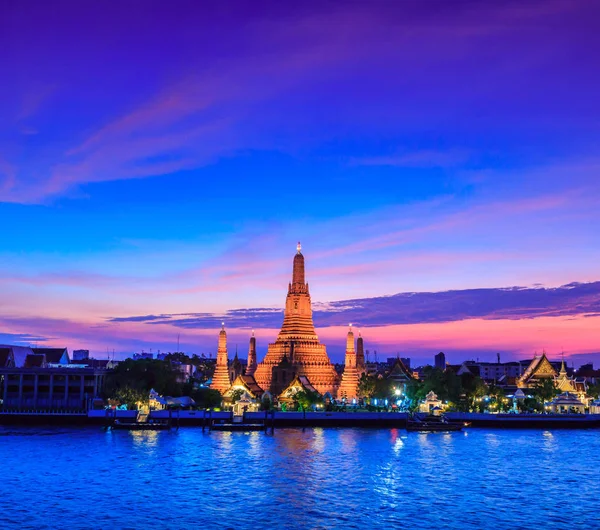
[1,0,599,364]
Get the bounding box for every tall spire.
[356,330,365,371]
[560,352,567,375]
[211,323,231,394]
[246,330,257,377]
[339,324,359,400]
[277,243,317,339]
[292,241,305,287]
[346,324,355,353]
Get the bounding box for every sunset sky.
[1,0,599,365]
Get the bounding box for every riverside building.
[0,346,106,411]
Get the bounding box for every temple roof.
[386,357,413,382]
[32,347,69,364]
[550,392,585,406]
[227,374,265,399]
[0,348,14,368]
[278,375,319,401]
[518,353,557,386]
[24,354,46,368]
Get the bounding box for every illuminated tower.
[246,330,257,377]
[338,324,359,401]
[254,243,339,396]
[356,330,365,373]
[211,323,231,394]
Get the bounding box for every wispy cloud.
[109,281,600,329]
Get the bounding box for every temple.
[246,331,257,377]
[253,243,340,396]
[211,323,232,394]
[212,243,344,399]
[516,352,557,388]
[338,325,360,401]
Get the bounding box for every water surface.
[1,426,598,529]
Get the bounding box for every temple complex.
[253,243,340,396]
[210,323,232,394]
[338,325,360,401]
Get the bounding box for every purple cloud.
[108,281,600,329]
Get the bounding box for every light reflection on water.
[1,426,599,529]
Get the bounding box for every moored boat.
[111,419,171,431]
[406,414,469,432]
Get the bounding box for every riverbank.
[2,409,600,428]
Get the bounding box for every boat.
[406,414,469,432]
[210,422,265,432]
[111,419,171,431]
[210,414,266,432]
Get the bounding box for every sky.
[1,0,599,365]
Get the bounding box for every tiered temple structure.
[338,325,360,401]
[211,323,232,394]
[253,243,340,396]
[554,357,587,401]
[246,331,257,377]
[356,331,366,373]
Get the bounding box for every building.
[338,325,360,401]
[554,359,587,402]
[211,324,232,394]
[229,351,244,383]
[1,365,106,411]
[72,349,90,361]
[434,352,446,370]
[212,244,363,402]
[386,357,414,393]
[516,352,558,388]
[32,347,70,366]
[253,243,340,396]
[356,332,366,372]
[246,331,257,377]
[132,352,154,360]
[0,348,15,368]
[419,391,443,414]
[548,392,585,414]
[453,360,526,384]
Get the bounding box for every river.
[1,426,598,529]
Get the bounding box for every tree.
[293,390,321,411]
[533,378,559,404]
[358,373,376,399]
[260,395,272,411]
[586,382,600,399]
[112,386,148,409]
[189,387,223,408]
[230,389,244,404]
[104,359,181,400]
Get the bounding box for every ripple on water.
[1,427,600,529]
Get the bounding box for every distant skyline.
[1,1,599,365]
